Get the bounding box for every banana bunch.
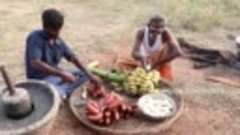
[148,70,160,84]
[123,67,160,95]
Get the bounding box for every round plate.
[69,82,184,135]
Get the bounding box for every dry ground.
[0,0,239,135]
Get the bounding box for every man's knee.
[43,75,62,85]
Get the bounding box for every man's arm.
[152,29,182,69]
[132,30,143,60]
[70,56,102,86]
[60,40,101,85]
[30,59,62,76]
[30,59,76,82]
[132,29,148,66]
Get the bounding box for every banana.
[123,67,161,95]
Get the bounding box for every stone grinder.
[0,66,60,135]
[0,66,33,119]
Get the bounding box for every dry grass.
[0,0,239,134]
[1,0,240,68]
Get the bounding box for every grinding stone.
[0,80,60,135]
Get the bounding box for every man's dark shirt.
[25,30,75,79]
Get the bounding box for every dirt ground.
[0,0,239,135]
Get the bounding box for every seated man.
[25,9,101,99]
[132,15,182,81]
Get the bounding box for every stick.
[206,76,240,88]
[0,66,15,95]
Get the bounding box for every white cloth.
[139,27,163,57]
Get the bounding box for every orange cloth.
[158,63,172,81]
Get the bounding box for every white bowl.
[137,91,177,120]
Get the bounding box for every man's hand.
[140,57,152,70]
[60,71,76,83]
[70,56,102,86]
